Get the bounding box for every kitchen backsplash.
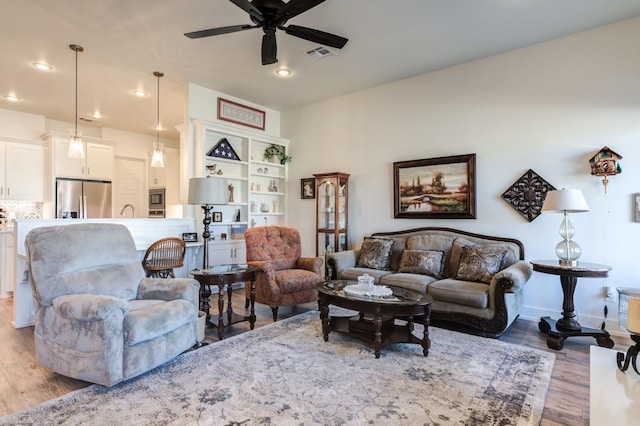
[0,201,42,228]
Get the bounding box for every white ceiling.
[2,0,640,142]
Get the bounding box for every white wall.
[282,17,640,331]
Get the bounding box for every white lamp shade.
[188,177,228,205]
[541,189,590,213]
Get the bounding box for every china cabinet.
[192,119,289,267]
[314,172,350,261]
[0,139,45,201]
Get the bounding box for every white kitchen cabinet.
[50,135,114,181]
[0,140,45,201]
[0,232,15,297]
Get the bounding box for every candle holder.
[616,287,640,374]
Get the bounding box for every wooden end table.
[317,281,432,359]
[191,264,258,340]
[531,260,615,350]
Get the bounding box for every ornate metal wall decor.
[501,169,555,222]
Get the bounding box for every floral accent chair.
[244,226,323,321]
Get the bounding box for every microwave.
[149,188,165,210]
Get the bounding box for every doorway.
[114,157,146,218]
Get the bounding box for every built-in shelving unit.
[193,119,289,266]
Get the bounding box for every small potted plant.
[263,144,292,164]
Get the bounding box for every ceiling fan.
[184,0,348,65]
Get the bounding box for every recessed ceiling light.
[275,68,292,77]
[132,90,148,97]
[3,95,20,102]
[32,62,53,71]
[91,111,102,119]
[153,125,164,131]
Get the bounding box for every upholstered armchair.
[25,223,200,387]
[244,226,323,321]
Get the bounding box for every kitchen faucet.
[120,204,135,218]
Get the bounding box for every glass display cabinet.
[314,172,350,267]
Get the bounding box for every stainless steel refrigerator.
[56,178,112,218]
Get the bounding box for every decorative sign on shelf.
[217,97,265,130]
[206,138,240,161]
[501,169,555,222]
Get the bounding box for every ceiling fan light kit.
[185,0,348,65]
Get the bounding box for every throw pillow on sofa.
[356,237,394,270]
[398,250,444,278]
[455,245,508,284]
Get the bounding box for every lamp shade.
[541,189,590,213]
[187,177,228,205]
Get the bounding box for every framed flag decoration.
[206,138,240,161]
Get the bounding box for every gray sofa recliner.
[327,227,532,337]
[25,223,200,386]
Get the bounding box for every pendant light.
[150,71,165,168]
[68,44,85,159]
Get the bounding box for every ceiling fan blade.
[275,0,326,23]
[184,24,257,39]
[284,24,348,49]
[229,0,264,23]
[261,30,278,65]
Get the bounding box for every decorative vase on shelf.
[260,203,269,213]
[251,201,257,212]
[272,200,278,213]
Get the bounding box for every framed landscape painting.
[393,154,476,219]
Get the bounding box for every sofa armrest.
[52,294,130,322]
[138,278,200,310]
[296,257,323,276]
[491,260,533,293]
[327,250,358,279]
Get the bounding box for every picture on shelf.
[213,212,222,222]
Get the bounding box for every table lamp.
[616,287,640,375]
[541,189,589,266]
[188,177,227,270]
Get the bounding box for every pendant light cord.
[75,47,78,135]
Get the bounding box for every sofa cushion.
[356,237,394,270]
[339,267,393,283]
[398,250,444,278]
[407,234,455,253]
[379,273,437,293]
[455,245,508,284]
[427,278,490,309]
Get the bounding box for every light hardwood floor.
[0,294,632,425]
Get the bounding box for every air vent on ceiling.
[306,46,336,60]
[79,117,94,123]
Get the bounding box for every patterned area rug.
[1,311,554,425]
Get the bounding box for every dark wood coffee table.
[317,281,432,358]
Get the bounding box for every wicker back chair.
[142,237,186,278]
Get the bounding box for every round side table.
[531,260,614,350]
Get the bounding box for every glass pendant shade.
[68,132,84,159]
[151,142,164,168]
